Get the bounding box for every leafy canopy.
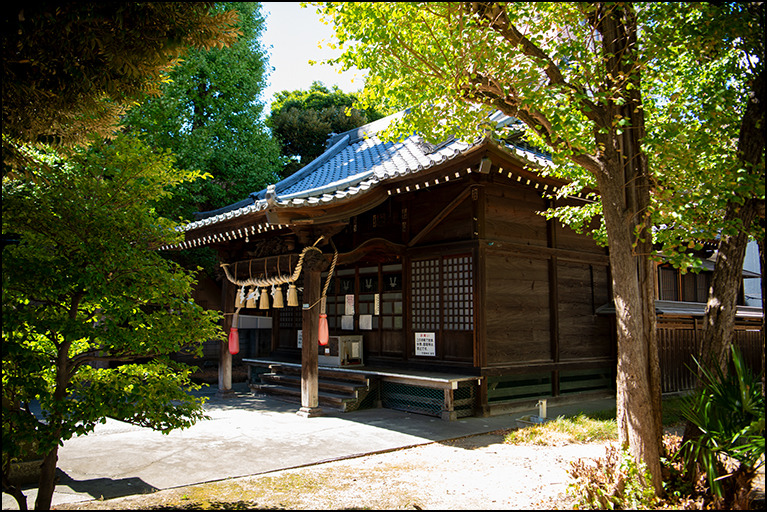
[2,2,242,178]
[122,2,281,222]
[2,133,223,467]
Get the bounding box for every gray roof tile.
[181,111,551,235]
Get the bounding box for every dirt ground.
[51,432,608,510]
[50,425,765,510]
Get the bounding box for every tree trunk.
[696,64,764,378]
[596,163,663,496]
[35,332,73,510]
[697,199,759,376]
[682,36,764,447]
[34,447,60,510]
[595,3,663,496]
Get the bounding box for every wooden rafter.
[407,188,472,248]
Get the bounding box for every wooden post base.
[215,389,237,399]
[296,406,324,418]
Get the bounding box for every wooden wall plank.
[484,254,551,364]
[484,187,548,246]
[557,261,612,360]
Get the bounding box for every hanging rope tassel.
[317,238,338,346]
[287,283,299,307]
[258,287,269,309]
[273,285,284,308]
[245,286,257,308]
[229,309,241,355]
[318,297,329,346]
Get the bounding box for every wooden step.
[260,373,367,396]
[251,383,359,411]
[269,364,370,385]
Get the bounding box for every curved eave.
[163,136,581,251]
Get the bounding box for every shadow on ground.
[55,469,159,501]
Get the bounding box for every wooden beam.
[484,239,610,265]
[297,267,323,417]
[223,238,405,280]
[331,238,406,266]
[407,188,472,248]
[217,277,237,398]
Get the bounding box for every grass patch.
[660,395,688,426]
[505,413,617,445]
[504,396,690,446]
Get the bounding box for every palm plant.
[678,345,765,498]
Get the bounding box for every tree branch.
[465,2,607,124]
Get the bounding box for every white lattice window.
[443,255,474,331]
[411,258,440,331]
[411,255,474,332]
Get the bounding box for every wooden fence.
[658,318,764,394]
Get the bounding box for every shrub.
[677,345,765,501]
[567,443,658,509]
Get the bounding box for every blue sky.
[259,2,364,110]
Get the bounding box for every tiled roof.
[179,111,553,236]
[596,300,764,319]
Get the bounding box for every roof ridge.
[325,109,409,148]
[250,134,351,202]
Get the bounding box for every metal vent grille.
[381,381,443,417]
[380,381,476,418]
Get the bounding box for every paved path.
[2,384,616,509]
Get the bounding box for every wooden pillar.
[217,275,236,398]
[546,199,560,397]
[297,268,323,417]
[442,388,457,421]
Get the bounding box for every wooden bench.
[243,358,480,420]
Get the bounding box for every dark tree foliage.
[268,81,386,177]
[2,2,241,178]
[122,2,281,222]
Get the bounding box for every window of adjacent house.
[681,271,711,303]
[659,266,714,303]
[658,266,678,301]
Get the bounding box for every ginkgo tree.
[314,1,764,496]
[641,2,764,381]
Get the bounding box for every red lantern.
[228,327,240,355]
[318,314,329,346]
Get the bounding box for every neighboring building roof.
[595,300,764,319]
[179,110,554,236]
[658,257,762,278]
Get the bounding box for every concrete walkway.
[2,384,616,509]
